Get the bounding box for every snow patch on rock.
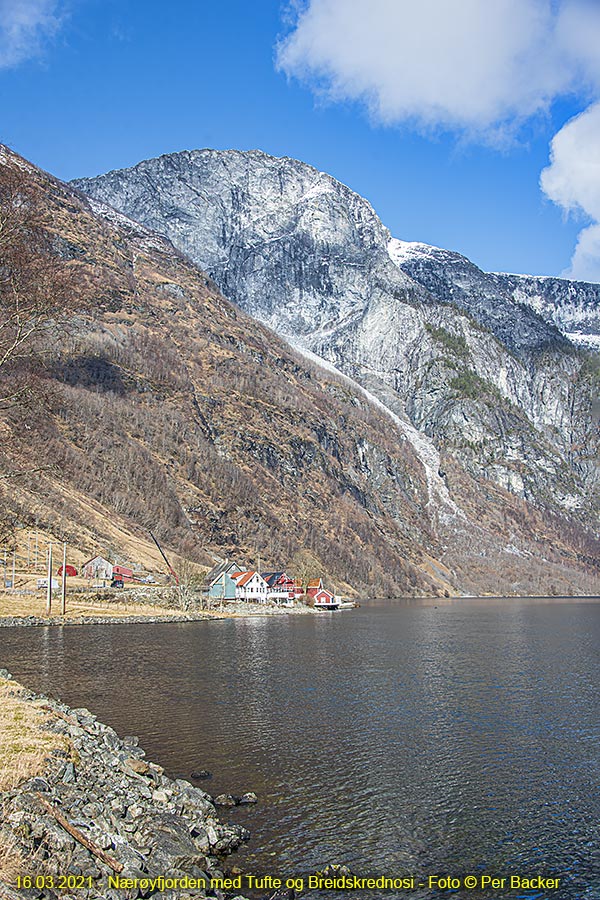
[291,342,465,522]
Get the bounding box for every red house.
[306,577,323,598]
[112,565,134,582]
[313,589,338,609]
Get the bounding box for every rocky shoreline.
[0,614,216,629]
[0,670,253,900]
[0,599,322,629]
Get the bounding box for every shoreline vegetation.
[0,589,322,629]
[1,590,598,630]
[0,670,256,900]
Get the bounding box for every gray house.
[81,555,113,581]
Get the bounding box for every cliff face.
[494,272,600,351]
[0,148,442,597]
[72,151,599,537]
[4,145,595,598]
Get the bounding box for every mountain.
[72,150,578,346]
[2,145,597,598]
[388,240,600,351]
[494,272,600,351]
[2,147,462,596]
[72,151,599,531]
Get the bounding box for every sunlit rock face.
[73,150,599,525]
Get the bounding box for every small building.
[313,588,338,609]
[37,577,59,591]
[231,571,268,603]
[112,564,134,582]
[208,571,237,602]
[306,577,323,598]
[262,572,303,603]
[204,561,243,602]
[205,560,243,584]
[57,564,77,577]
[81,556,113,580]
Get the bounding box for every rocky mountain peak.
[72,148,599,549]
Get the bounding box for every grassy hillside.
[0,148,598,597]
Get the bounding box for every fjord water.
[2,598,599,898]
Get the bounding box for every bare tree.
[0,156,80,542]
[172,558,204,610]
[0,158,76,408]
[290,549,321,601]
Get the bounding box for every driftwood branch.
[39,704,77,725]
[35,792,124,874]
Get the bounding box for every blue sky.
[2,0,600,280]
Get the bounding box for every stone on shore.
[0,678,252,900]
[213,794,238,807]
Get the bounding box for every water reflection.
[1,599,599,898]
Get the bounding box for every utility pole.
[46,544,53,616]
[61,542,67,615]
[149,531,179,585]
[12,550,16,589]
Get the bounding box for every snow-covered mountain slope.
[72,151,566,353]
[495,272,600,350]
[72,150,599,539]
[75,150,419,340]
[390,239,600,350]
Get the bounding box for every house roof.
[82,555,112,568]
[307,578,322,588]
[232,570,259,588]
[262,571,284,587]
[205,560,241,585]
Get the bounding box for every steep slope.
[72,151,599,538]
[2,148,597,595]
[495,272,600,351]
[0,148,446,596]
[72,150,565,352]
[389,240,600,350]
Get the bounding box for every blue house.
[207,570,237,602]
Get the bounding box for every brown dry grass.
[0,678,73,884]
[0,829,25,883]
[0,678,70,792]
[0,591,327,621]
[0,591,199,621]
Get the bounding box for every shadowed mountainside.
[0,147,598,596]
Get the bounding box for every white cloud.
[277,0,600,279]
[541,103,600,281]
[277,0,600,136]
[556,0,600,89]
[566,225,600,282]
[0,0,64,69]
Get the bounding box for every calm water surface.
[1,598,599,899]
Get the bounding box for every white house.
[231,570,268,603]
[81,555,113,581]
